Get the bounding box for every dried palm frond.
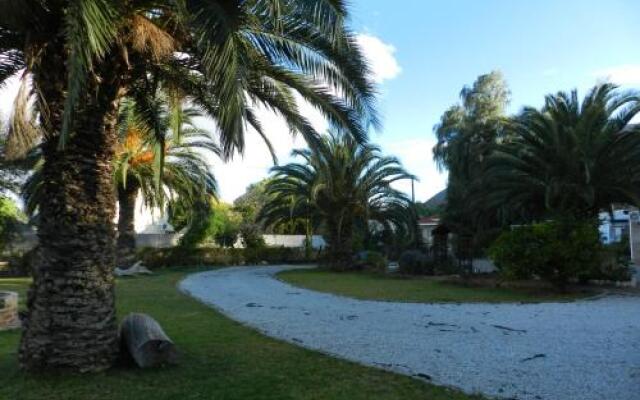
[129,15,175,62]
[6,73,41,160]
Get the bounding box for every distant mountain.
[416,189,447,217]
[424,189,447,209]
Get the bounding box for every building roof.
[418,216,440,225]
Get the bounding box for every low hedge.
[398,250,434,275]
[353,251,388,273]
[137,246,322,269]
[488,220,612,288]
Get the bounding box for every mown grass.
[0,269,482,400]
[278,268,590,303]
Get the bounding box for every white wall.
[135,233,182,248]
[114,192,174,234]
[262,234,326,249]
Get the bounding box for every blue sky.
[210,0,640,203]
[2,1,640,203]
[345,0,640,201]
[353,0,640,115]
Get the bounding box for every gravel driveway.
[179,265,640,400]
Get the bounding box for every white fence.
[135,233,326,249]
[9,232,325,251]
[262,234,326,249]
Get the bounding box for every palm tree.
[483,84,640,221]
[21,97,220,267]
[432,71,510,236]
[114,99,219,267]
[260,133,415,270]
[1,1,377,371]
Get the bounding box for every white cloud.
[594,65,640,85]
[355,33,402,84]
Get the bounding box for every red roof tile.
[418,216,440,225]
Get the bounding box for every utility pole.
[411,178,415,203]
[411,177,421,250]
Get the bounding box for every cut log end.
[0,291,20,331]
[120,313,178,368]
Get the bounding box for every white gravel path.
[179,265,640,400]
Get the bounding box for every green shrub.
[0,196,26,254]
[137,245,319,269]
[239,223,266,249]
[487,226,542,280]
[177,202,212,250]
[596,255,632,282]
[398,250,433,275]
[489,220,603,288]
[353,251,388,273]
[589,241,632,282]
[433,257,458,276]
[177,201,242,249]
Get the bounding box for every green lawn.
[278,269,589,303]
[0,269,481,400]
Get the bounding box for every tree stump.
[119,313,178,368]
[0,291,19,330]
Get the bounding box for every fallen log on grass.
[120,313,178,368]
[115,261,153,277]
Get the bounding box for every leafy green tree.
[260,132,415,270]
[234,180,271,224]
[208,202,242,248]
[237,222,266,249]
[176,200,241,249]
[2,0,377,371]
[174,199,214,250]
[233,180,268,247]
[433,71,510,236]
[0,196,25,253]
[484,84,640,220]
[235,179,313,235]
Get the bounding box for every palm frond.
[59,0,120,147]
[5,73,41,159]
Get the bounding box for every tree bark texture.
[116,181,139,268]
[19,43,126,372]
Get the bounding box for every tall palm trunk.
[326,213,354,271]
[19,47,125,372]
[116,181,139,268]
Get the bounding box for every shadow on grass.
[0,266,483,400]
